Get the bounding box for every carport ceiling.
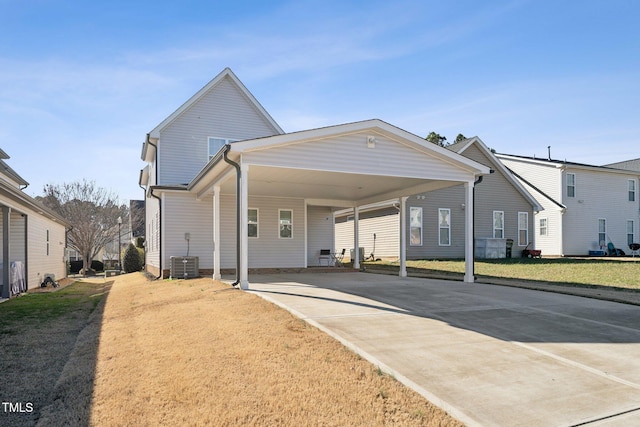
[217,165,461,204]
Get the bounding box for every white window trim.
[438,208,451,246]
[627,219,635,246]
[629,179,636,202]
[598,218,607,246]
[208,137,238,160]
[518,212,528,246]
[278,209,293,239]
[539,217,548,236]
[248,208,259,239]
[493,211,504,239]
[409,207,423,246]
[567,173,576,198]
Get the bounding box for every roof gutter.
[222,144,241,288]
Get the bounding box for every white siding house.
[497,154,640,256]
[139,68,491,288]
[0,150,70,297]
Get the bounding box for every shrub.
[91,260,104,272]
[123,243,143,273]
[135,236,145,248]
[69,260,104,273]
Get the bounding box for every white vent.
[170,256,199,279]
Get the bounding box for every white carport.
[188,120,490,289]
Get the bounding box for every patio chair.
[629,243,640,257]
[332,248,346,267]
[607,242,625,256]
[319,249,332,266]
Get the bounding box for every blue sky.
[1,0,638,203]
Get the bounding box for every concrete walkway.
[246,272,640,427]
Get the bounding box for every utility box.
[350,247,365,262]
[170,256,199,279]
[475,238,507,259]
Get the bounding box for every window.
[279,210,292,238]
[628,220,635,246]
[629,180,636,202]
[598,218,606,246]
[248,209,258,238]
[539,218,548,236]
[518,212,528,246]
[208,137,237,160]
[46,229,50,256]
[493,211,504,239]
[567,173,576,198]
[410,207,422,246]
[438,208,451,246]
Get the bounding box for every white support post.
[239,163,249,289]
[213,185,221,280]
[464,180,475,283]
[399,197,407,277]
[353,206,360,270]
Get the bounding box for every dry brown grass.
[89,273,463,426]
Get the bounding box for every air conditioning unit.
[170,256,199,279]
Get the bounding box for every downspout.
[147,135,162,279]
[472,170,494,279]
[222,144,241,288]
[139,176,147,273]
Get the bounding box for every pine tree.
[123,243,142,273]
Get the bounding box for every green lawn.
[365,258,640,290]
[0,281,110,427]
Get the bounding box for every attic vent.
[170,256,199,279]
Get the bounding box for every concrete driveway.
[246,272,640,427]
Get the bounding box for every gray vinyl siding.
[307,205,334,266]
[406,186,466,259]
[158,76,281,186]
[335,207,400,260]
[406,145,536,259]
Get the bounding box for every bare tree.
[40,180,127,274]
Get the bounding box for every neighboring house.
[335,137,542,259]
[139,68,490,288]
[0,149,70,297]
[496,153,640,256]
[605,158,640,172]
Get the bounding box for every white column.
[353,206,360,270]
[213,185,221,280]
[464,180,475,283]
[239,163,249,290]
[399,197,407,277]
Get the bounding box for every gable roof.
[141,68,284,161]
[0,150,29,188]
[447,137,543,212]
[604,158,640,172]
[188,119,490,207]
[150,68,283,139]
[496,153,640,176]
